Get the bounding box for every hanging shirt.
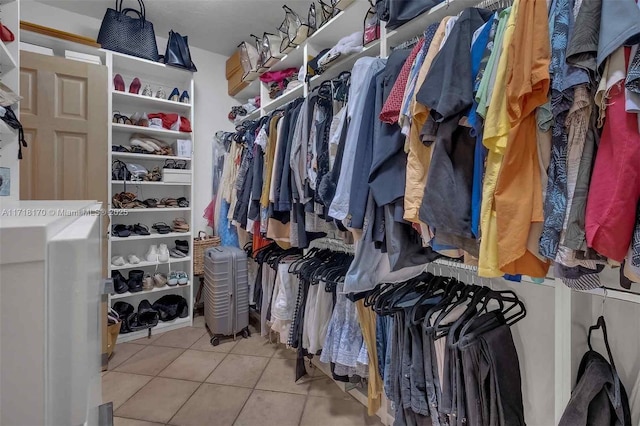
[585,47,640,262]
[329,57,387,220]
[478,5,515,278]
[494,0,551,277]
[403,18,450,224]
[417,7,493,256]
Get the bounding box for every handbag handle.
[121,8,146,25]
[116,0,146,19]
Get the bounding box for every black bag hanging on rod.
[383,0,446,30]
[164,30,198,72]
[97,0,160,62]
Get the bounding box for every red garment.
[379,38,425,124]
[585,50,640,261]
[147,113,192,133]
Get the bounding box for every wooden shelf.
[110,281,191,300]
[113,91,192,112]
[110,231,192,242]
[112,123,192,139]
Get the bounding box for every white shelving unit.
[0,0,19,198]
[106,50,195,343]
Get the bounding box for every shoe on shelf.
[113,74,125,91]
[129,77,142,94]
[156,87,167,99]
[168,271,179,287]
[169,88,180,102]
[127,254,141,265]
[112,271,129,294]
[146,244,159,262]
[111,255,126,266]
[172,217,189,233]
[177,271,189,286]
[127,270,145,293]
[175,239,189,254]
[142,274,154,291]
[153,272,167,288]
[158,244,170,262]
[180,90,190,104]
[131,223,150,236]
[170,248,186,258]
[142,84,153,97]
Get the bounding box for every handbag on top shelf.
[97,0,160,62]
[164,30,198,72]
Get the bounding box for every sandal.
[112,224,131,237]
[112,192,137,209]
[177,197,189,208]
[144,166,162,182]
[152,222,172,234]
[162,198,178,208]
[128,254,141,264]
[153,272,167,288]
[170,248,186,258]
[122,199,147,209]
[111,256,126,266]
[131,223,150,235]
[143,198,158,208]
[172,217,190,232]
[175,239,189,254]
[142,274,154,291]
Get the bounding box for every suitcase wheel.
[210,336,220,346]
[241,328,250,339]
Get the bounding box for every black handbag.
[97,0,160,62]
[164,30,197,72]
[383,0,445,30]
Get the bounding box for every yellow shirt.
[494,0,551,277]
[478,3,517,277]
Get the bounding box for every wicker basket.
[193,231,221,276]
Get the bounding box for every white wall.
[21,0,237,233]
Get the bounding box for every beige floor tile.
[159,350,226,382]
[234,390,306,426]
[108,343,146,370]
[169,383,251,426]
[300,396,384,426]
[151,327,206,349]
[273,343,297,359]
[205,354,269,388]
[102,372,152,410]
[230,334,277,357]
[192,315,206,328]
[308,376,354,400]
[130,331,163,345]
[190,333,238,353]
[115,377,199,424]
[114,417,164,426]
[115,345,184,376]
[255,357,311,395]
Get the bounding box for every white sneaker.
[158,244,170,262]
[128,254,141,264]
[111,256,126,266]
[146,244,159,262]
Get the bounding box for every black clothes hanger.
[588,315,617,370]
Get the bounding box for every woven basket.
[193,231,221,276]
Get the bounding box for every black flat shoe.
[112,224,131,238]
[131,223,150,236]
[175,239,189,254]
[127,270,144,293]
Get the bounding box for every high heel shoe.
[142,84,153,97]
[155,87,167,99]
[180,90,190,104]
[113,74,125,91]
[129,77,141,94]
[169,88,180,102]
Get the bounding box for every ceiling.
[35,0,317,56]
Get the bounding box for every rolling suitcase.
[203,246,251,346]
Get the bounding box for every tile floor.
[104,317,383,426]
